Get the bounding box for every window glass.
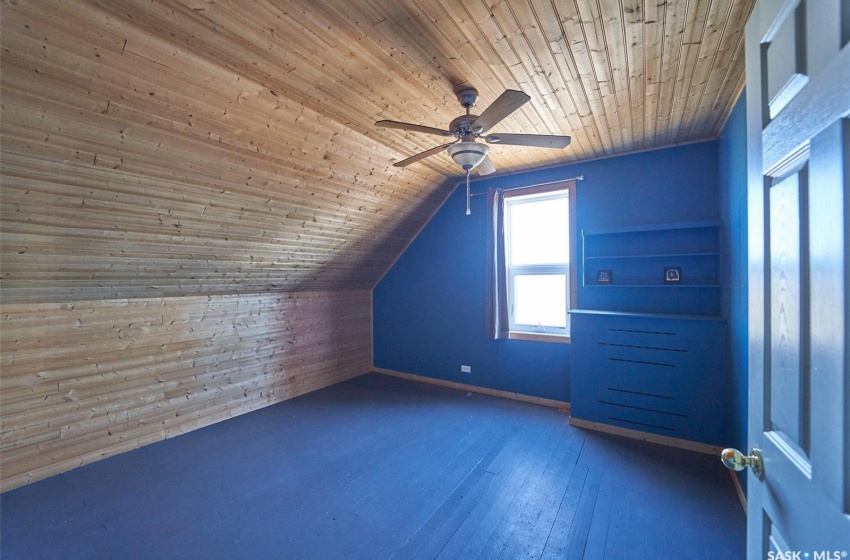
[507,197,569,266]
[504,189,571,336]
[513,274,567,328]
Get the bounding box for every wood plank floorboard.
[475,430,581,559]
[489,431,582,559]
[442,416,564,559]
[433,410,564,560]
[546,466,597,560]
[0,373,746,559]
[392,419,522,559]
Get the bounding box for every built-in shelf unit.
[570,221,728,446]
[580,220,721,315]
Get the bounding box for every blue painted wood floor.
[1,373,745,559]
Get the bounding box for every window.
[503,185,575,340]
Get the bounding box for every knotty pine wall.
[0,291,372,491]
[2,1,400,492]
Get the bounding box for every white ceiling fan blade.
[393,142,456,167]
[471,90,530,133]
[476,154,496,175]
[485,133,571,149]
[376,120,454,137]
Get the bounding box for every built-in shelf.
[583,284,720,289]
[581,219,720,236]
[570,309,727,322]
[584,252,720,261]
[581,220,721,315]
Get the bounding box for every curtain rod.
[468,175,584,197]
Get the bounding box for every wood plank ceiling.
[0,0,755,303]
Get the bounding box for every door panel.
[808,120,850,516]
[768,519,793,557]
[765,2,808,118]
[768,170,809,455]
[746,0,850,557]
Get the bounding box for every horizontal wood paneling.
[0,0,451,302]
[0,290,372,491]
[1,0,753,302]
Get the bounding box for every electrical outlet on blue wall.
[461,365,471,373]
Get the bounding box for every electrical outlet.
[461,365,471,373]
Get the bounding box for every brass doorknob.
[721,448,764,480]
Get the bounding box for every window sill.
[508,332,571,344]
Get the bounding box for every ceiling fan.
[376,86,571,214]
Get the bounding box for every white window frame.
[503,183,576,342]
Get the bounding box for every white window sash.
[506,266,570,334]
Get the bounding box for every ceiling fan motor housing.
[455,87,479,109]
[448,115,480,139]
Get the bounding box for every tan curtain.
[485,188,510,339]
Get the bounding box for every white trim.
[508,331,570,344]
[504,186,571,335]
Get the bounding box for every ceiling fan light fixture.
[447,141,490,170]
[376,86,568,178]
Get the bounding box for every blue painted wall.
[718,92,748,490]
[373,141,721,402]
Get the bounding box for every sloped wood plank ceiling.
[0,0,754,302]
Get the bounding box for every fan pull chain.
[465,170,472,215]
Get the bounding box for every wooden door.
[745,0,850,557]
